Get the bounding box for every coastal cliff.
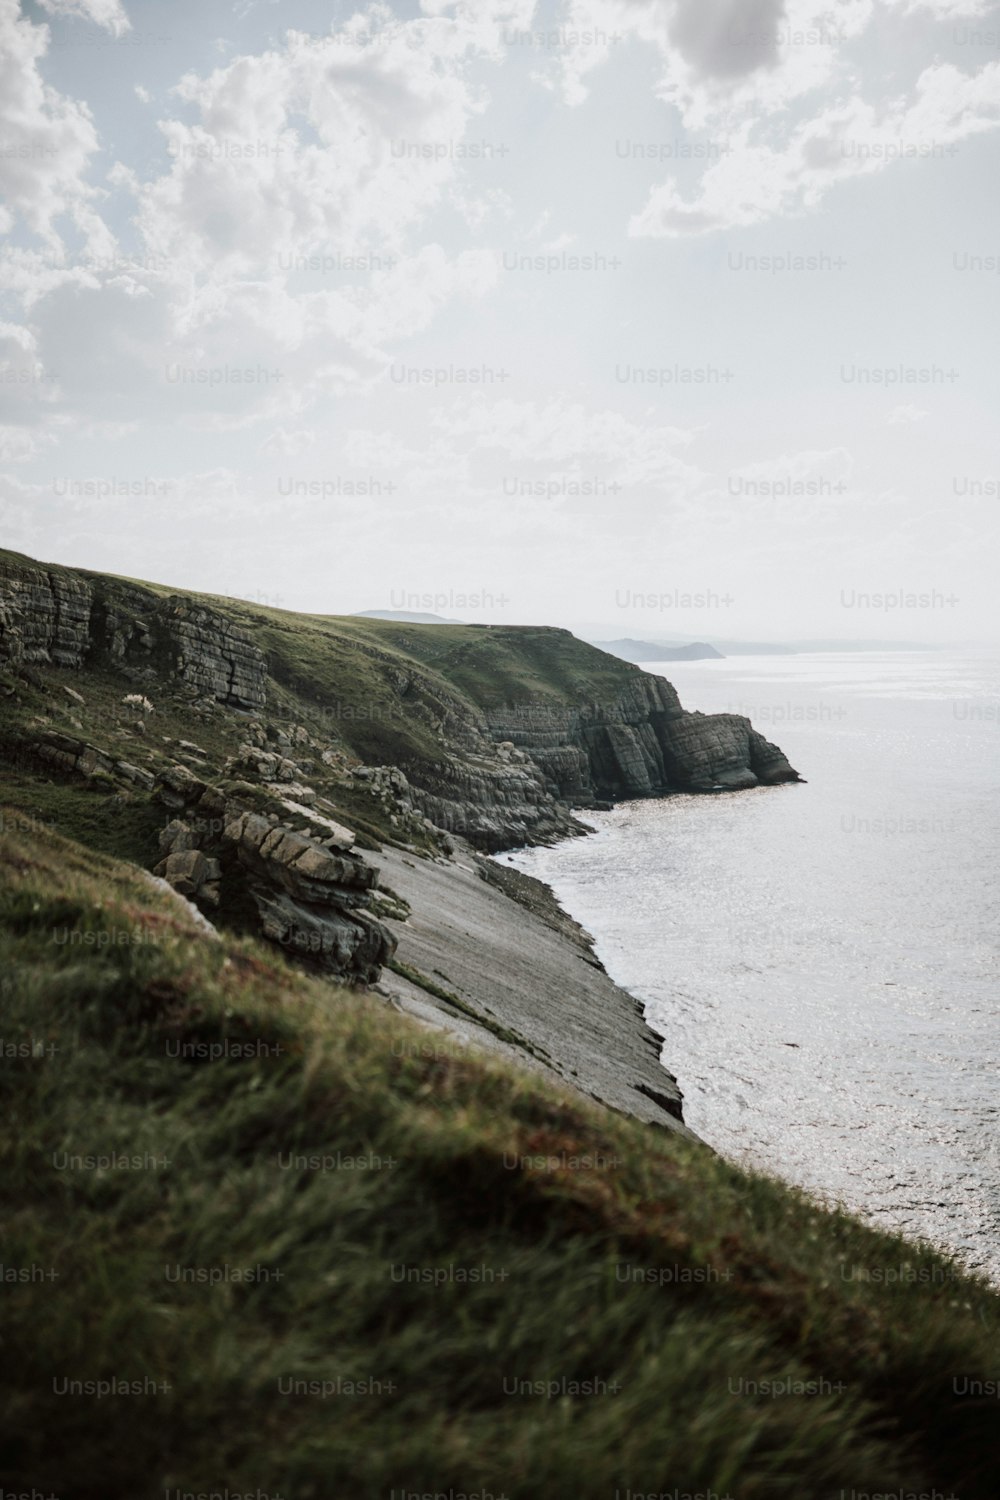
[7,557,997,1500]
[0,547,798,1018]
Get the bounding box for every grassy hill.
[0,545,664,775]
[1,813,998,1499]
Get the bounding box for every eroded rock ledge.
[405,675,799,850]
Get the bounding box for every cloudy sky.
[2,0,998,641]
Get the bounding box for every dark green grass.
[1,815,998,1500]
[0,765,163,867]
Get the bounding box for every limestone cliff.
[0,554,265,710]
[0,546,803,894]
[0,554,92,668]
[345,634,799,848]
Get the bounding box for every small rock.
[159,819,196,855]
[61,685,86,706]
[115,761,155,790]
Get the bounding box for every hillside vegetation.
[1,815,998,1499]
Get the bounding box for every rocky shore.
[375,842,693,1132]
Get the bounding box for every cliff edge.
[0,548,799,856]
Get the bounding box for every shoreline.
[373,835,697,1137]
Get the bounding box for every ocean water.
[509,651,1000,1280]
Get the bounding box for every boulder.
[162,849,210,897]
[115,760,155,790]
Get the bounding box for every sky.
[1,0,999,643]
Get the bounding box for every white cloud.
[133,20,498,277]
[1,11,506,441]
[0,0,106,250]
[887,404,928,424]
[726,446,854,486]
[0,425,56,462]
[341,395,707,502]
[880,0,991,16]
[36,0,131,35]
[630,61,1000,235]
[257,425,316,456]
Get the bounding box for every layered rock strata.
[399,683,800,849]
[153,766,395,983]
[0,558,265,710]
[0,558,92,668]
[32,729,156,789]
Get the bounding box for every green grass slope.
[1,814,998,1500]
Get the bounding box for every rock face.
[224,809,389,980]
[157,598,266,711]
[0,558,265,711]
[153,767,395,984]
[395,676,800,849]
[0,557,92,669]
[484,677,800,797]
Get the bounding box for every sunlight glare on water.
[510,651,1000,1279]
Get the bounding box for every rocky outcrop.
[223,809,389,980]
[0,557,92,669]
[156,598,266,711]
[482,676,799,798]
[0,557,265,711]
[97,592,266,710]
[393,676,800,849]
[31,730,156,789]
[153,766,395,984]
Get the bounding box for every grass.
[0,763,165,867]
[1,813,999,1500]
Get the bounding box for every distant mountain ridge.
[594,639,724,663]
[354,609,458,624]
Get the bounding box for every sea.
[508,650,1000,1281]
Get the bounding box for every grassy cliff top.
[1,544,647,706]
[1,546,660,783]
[2,812,998,1499]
